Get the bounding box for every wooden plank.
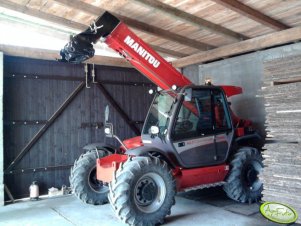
[52,0,214,51]
[133,0,247,41]
[0,0,87,30]
[150,45,189,58]
[264,54,301,67]
[211,0,290,30]
[5,82,86,172]
[262,82,301,94]
[0,44,132,68]
[261,56,301,224]
[172,26,301,68]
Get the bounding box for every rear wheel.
[223,147,263,203]
[109,157,176,226]
[70,149,110,205]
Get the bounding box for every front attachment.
[96,154,128,183]
[59,12,120,63]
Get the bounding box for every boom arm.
[60,12,191,90]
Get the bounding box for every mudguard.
[125,146,179,168]
[83,143,116,153]
[235,132,263,148]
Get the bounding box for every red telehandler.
[60,11,263,226]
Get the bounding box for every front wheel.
[223,147,263,203]
[70,149,110,205]
[109,157,176,226]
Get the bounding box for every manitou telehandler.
[60,11,263,226]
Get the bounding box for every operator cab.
[141,85,234,169]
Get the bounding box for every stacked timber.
[260,54,301,223]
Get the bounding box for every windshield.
[142,92,175,135]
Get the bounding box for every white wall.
[0,52,3,205]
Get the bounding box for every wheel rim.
[243,160,262,191]
[88,167,108,193]
[134,172,166,213]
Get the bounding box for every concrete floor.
[0,188,298,226]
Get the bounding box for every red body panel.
[97,154,229,190]
[123,136,143,149]
[174,164,229,191]
[220,85,242,97]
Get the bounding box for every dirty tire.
[109,157,176,226]
[223,147,263,203]
[70,149,110,205]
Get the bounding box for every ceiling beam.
[211,0,290,30]
[0,44,132,68]
[0,0,87,30]
[0,1,207,56]
[172,26,301,68]
[133,0,247,41]
[150,45,189,58]
[52,0,214,51]
[116,15,214,51]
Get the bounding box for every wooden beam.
[117,15,214,51]
[172,26,301,68]
[133,0,247,41]
[211,0,290,30]
[0,44,132,68]
[51,0,214,51]
[0,0,86,31]
[150,45,189,58]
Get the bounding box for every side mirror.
[150,126,159,135]
[184,88,192,102]
[105,105,109,122]
[104,123,114,138]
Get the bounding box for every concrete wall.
[183,42,301,136]
[0,52,3,205]
[182,64,199,84]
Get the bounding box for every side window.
[172,90,213,140]
[212,90,231,130]
[196,91,213,132]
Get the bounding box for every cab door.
[170,88,233,168]
[170,89,217,168]
[212,89,233,162]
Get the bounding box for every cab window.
[212,90,231,131]
[172,90,213,140]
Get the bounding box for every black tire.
[70,149,110,205]
[109,157,176,226]
[223,147,263,203]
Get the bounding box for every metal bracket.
[92,64,97,83]
[85,64,90,88]
[89,20,104,34]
